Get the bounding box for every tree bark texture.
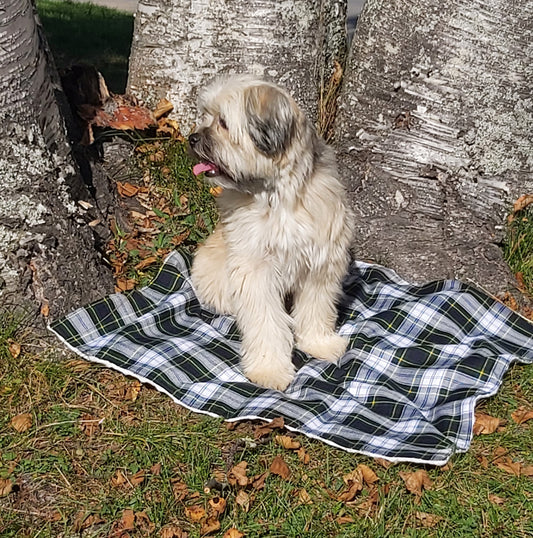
[336,0,533,293]
[0,0,113,319]
[127,0,346,133]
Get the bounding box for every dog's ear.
[244,85,296,156]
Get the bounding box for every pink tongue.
[193,162,217,176]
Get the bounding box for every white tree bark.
[336,0,533,293]
[0,0,112,317]
[127,0,346,133]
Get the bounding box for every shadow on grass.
[36,0,134,93]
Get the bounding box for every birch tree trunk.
[0,0,112,318]
[127,0,346,133]
[336,0,533,294]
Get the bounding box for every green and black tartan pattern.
[50,251,533,464]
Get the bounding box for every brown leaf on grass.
[297,447,310,464]
[135,511,155,534]
[254,417,285,439]
[354,485,379,515]
[171,479,189,501]
[223,529,245,538]
[236,490,250,512]
[358,464,379,485]
[399,470,432,501]
[151,463,162,475]
[10,413,32,433]
[338,468,364,502]
[125,379,142,401]
[130,469,147,487]
[66,359,91,372]
[488,494,506,505]
[111,469,128,487]
[184,505,206,523]
[117,181,140,198]
[116,278,136,292]
[208,496,226,517]
[79,413,103,437]
[73,511,104,533]
[512,194,533,214]
[251,470,269,490]
[336,516,355,524]
[494,458,522,476]
[270,455,291,480]
[160,524,188,538]
[374,457,394,469]
[476,454,489,469]
[135,256,158,271]
[473,413,504,435]
[0,478,14,497]
[521,465,533,477]
[415,512,444,528]
[200,516,220,535]
[228,461,249,487]
[7,339,21,359]
[298,488,313,505]
[275,435,300,450]
[511,406,533,425]
[109,509,136,538]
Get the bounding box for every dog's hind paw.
[296,333,348,364]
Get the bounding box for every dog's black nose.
[188,133,200,147]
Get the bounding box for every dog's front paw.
[243,358,295,391]
[296,333,348,364]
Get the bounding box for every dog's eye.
[218,117,228,130]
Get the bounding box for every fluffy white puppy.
[189,75,352,390]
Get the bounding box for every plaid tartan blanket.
[49,251,533,465]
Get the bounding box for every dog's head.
[189,75,314,193]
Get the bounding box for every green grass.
[36,0,134,93]
[503,206,533,297]
[1,314,532,537]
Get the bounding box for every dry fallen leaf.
[10,413,32,433]
[298,488,313,505]
[336,516,355,525]
[130,469,147,487]
[153,98,174,120]
[110,509,135,536]
[254,417,285,439]
[171,479,189,501]
[7,339,21,359]
[0,478,14,497]
[359,464,379,485]
[160,524,189,538]
[399,470,432,501]
[134,256,158,271]
[512,194,533,214]
[297,447,310,464]
[184,505,206,523]
[200,516,220,535]
[79,413,103,437]
[135,511,155,534]
[251,470,269,490]
[473,413,504,435]
[117,181,140,198]
[235,490,250,512]
[228,461,249,487]
[416,512,444,528]
[275,435,300,450]
[223,529,245,538]
[270,455,291,480]
[374,457,394,469]
[511,406,533,425]
[338,467,364,502]
[488,494,506,505]
[208,496,226,516]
